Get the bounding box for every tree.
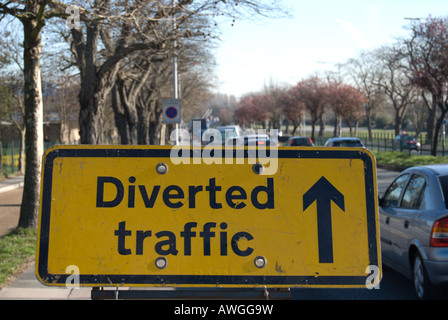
[327,82,367,136]
[0,1,67,228]
[235,94,271,128]
[114,59,153,145]
[375,45,418,137]
[68,0,165,144]
[281,87,304,135]
[64,0,285,144]
[406,94,428,138]
[0,75,25,174]
[291,76,328,141]
[343,51,385,138]
[403,16,448,155]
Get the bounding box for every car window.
[383,174,410,207]
[401,175,426,209]
[438,175,448,209]
[334,140,361,147]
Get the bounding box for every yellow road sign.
[36,145,381,288]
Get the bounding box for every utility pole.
[172,1,180,145]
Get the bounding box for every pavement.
[0,175,92,300]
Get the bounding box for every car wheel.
[412,252,435,299]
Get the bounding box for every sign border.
[36,146,380,288]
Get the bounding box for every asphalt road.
[0,168,446,300]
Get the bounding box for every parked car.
[324,137,365,147]
[287,136,314,147]
[379,164,448,299]
[394,133,421,151]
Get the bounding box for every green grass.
[372,151,448,168]
[0,227,37,288]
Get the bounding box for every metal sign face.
[36,146,381,288]
[162,99,181,124]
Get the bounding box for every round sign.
[166,106,178,119]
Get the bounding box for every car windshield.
[333,140,362,147]
[438,175,448,209]
[291,138,308,146]
[217,127,237,140]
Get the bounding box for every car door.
[388,174,427,271]
[379,173,410,264]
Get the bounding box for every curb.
[377,163,408,172]
[0,176,24,193]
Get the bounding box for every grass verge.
[0,227,36,289]
[372,151,448,168]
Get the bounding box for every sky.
[213,0,448,99]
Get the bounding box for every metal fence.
[0,141,21,176]
[0,141,58,176]
[312,131,448,156]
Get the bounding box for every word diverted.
[96,176,275,210]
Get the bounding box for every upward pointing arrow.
[303,177,345,264]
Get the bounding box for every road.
[0,168,444,299]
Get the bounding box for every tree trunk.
[149,100,163,145]
[432,112,447,157]
[333,114,339,137]
[394,111,402,137]
[111,84,130,144]
[430,97,448,157]
[425,94,437,145]
[18,128,25,174]
[366,104,373,139]
[18,18,44,229]
[79,95,104,144]
[318,114,325,137]
[137,106,150,145]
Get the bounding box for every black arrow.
[303,177,345,264]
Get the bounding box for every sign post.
[36,145,381,289]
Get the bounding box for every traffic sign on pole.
[163,99,181,124]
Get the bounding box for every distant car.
[379,164,448,299]
[324,137,365,147]
[243,134,278,147]
[394,134,421,151]
[216,125,242,145]
[228,134,279,147]
[287,136,314,147]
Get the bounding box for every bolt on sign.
[36,145,381,288]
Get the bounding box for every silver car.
[379,164,448,299]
